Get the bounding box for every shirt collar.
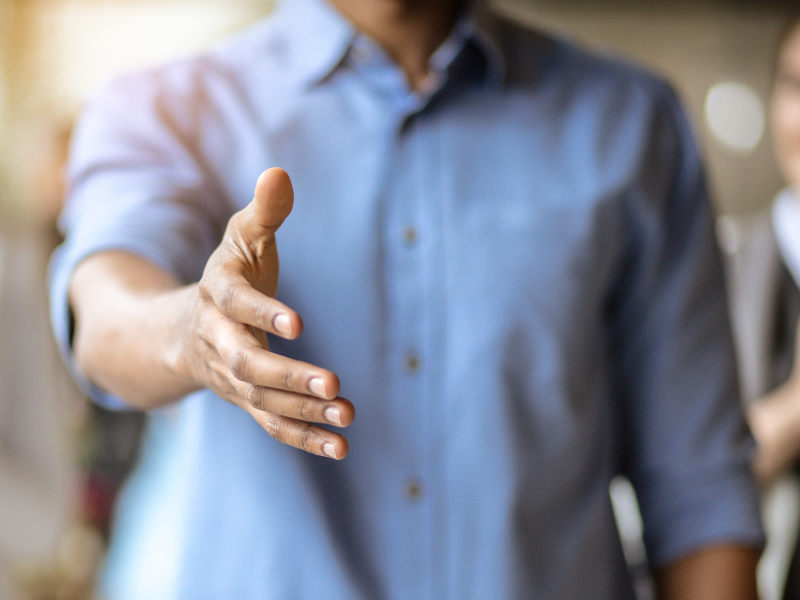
[276,0,356,90]
[470,2,507,89]
[430,13,507,92]
[275,0,506,91]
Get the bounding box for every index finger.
[204,276,303,340]
[218,332,340,400]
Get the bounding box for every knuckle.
[283,368,299,392]
[195,312,217,345]
[198,323,214,346]
[297,427,315,453]
[197,275,215,300]
[244,385,263,410]
[197,279,210,299]
[263,416,282,440]
[298,399,316,423]
[216,285,237,314]
[228,350,250,381]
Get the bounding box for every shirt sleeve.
[610,80,764,566]
[49,69,232,409]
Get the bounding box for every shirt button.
[404,479,424,502]
[404,352,420,373]
[402,226,418,245]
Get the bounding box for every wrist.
[161,283,205,394]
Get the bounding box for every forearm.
[749,381,800,483]
[69,250,202,409]
[654,544,759,600]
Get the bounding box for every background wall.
[0,0,274,221]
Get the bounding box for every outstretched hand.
[183,168,354,458]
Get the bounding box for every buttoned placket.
[348,28,465,599]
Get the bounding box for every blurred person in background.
[722,8,800,600]
[53,0,764,598]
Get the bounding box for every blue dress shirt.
[50,0,763,597]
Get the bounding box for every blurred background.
[0,0,798,599]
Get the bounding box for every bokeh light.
[705,81,766,153]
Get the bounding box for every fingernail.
[323,406,342,426]
[309,377,326,398]
[273,314,291,336]
[322,442,337,459]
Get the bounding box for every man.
[52,0,763,597]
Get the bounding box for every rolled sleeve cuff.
[48,237,181,411]
[638,459,765,567]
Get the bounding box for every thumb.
[245,167,294,239]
